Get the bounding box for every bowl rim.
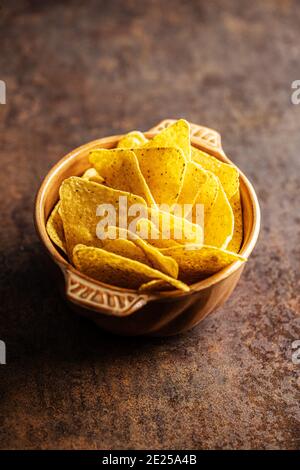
[34,130,261,299]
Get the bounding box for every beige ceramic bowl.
[35,119,260,336]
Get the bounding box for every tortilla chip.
[133,235,178,278]
[149,208,203,245]
[82,167,104,184]
[104,226,178,278]
[192,169,219,218]
[136,218,180,248]
[133,147,186,207]
[46,202,67,253]
[160,244,246,284]
[202,179,234,249]
[89,149,155,206]
[117,131,148,148]
[73,244,189,292]
[59,177,148,258]
[103,238,148,265]
[227,190,243,253]
[144,119,191,160]
[176,161,207,215]
[192,147,239,200]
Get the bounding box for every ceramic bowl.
[35,119,260,336]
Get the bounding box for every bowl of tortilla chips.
[35,119,260,336]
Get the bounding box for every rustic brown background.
[0,0,299,450]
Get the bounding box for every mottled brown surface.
[0,0,299,450]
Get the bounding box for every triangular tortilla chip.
[73,244,189,292]
[89,148,155,206]
[192,169,219,217]
[204,180,234,249]
[59,177,148,258]
[136,218,180,249]
[46,202,67,253]
[149,208,203,245]
[192,147,239,201]
[160,244,246,284]
[143,119,191,160]
[133,147,186,207]
[192,172,233,249]
[103,238,149,265]
[227,190,243,253]
[176,161,207,216]
[104,226,178,278]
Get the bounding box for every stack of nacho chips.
[46,120,245,292]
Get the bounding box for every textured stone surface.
[0,0,299,450]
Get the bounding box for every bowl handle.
[147,119,223,153]
[63,268,150,317]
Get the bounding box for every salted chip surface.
[59,177,148,258]
[117,131,148,148]
[143,119,191,160]
[192,147,239,201]
[160,244,245,284]
[46,202,66,253]
[89,148,154,206]
[73,244,189,292]
[134,147,186,207]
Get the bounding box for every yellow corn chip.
[160,244,246,284]
[144,119,191,160]
[203,180,234,249]
[59,177,148,258]
[176,161,207,215]
[82,167,104,184]
[89,148,155,206]
[134,147,186,207]
[192,170,219,218]
[46,202,67,253]
[117,131,148,148]
[227,190,243,253]
[149,208,203,245]
[105,226,178,278]
[192,147,239,200]
[73,244,189,292]
[133,234,178,278]
[103,238,148,265]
